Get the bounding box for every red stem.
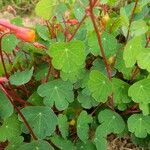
[0,84,38,140]
[89,0,112,80]
[68,15,87,42]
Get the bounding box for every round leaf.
[128,78,150,104]
[48,40,85,73]
[88,70,112,102]
[127,114,150,138]
[37,79,74,111]
[19,106,58,139]
[9,67,34,86]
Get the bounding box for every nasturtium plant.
[37,79,74,110]
[0,0,149,149]
[19,106,58,139]
[77,111,93,143]
[2,34,19,53]
[88,70,113,102]
[48,40,85,73]
[127,114,150,138]
[0,89,14,119]
[9,67,34,86]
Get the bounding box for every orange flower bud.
[65,19,79,25]
[0,19,35,42]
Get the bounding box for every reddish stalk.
[45,64,51,82]
[126,0,139,40]
[0,84,38,140]
[89,0,111,80]
[68,15,87,42]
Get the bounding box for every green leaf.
[115,51,133,79]
[88,32,118,57]
[98,109,125,135]
[27,92,43,106]
[19,106,57,139]
[0,89,13,119]
[123,36,143,68]
[88,70,112,102]
[76,141,96,150]
[9,67,34,86]
[139,103,150,116]
[112,78,130,104]
[11,17,23,26]
[137,48,150,72]
[94,129,107,150]
[36,24,50,41]
[127,114,150,138]
[131,20,148,36]
[17,140,54,150]
[77,90,98,109]
[48,40,85,73]
[74,3,84,20]
[128,78,150,104]
[77,111,92,143]
[50,136,76,150]
[35,0,58,20]
[0,114,21,142]
[2,34,19,53]
[37,79,74,110]
[6,136,24,150]
[58,114,69,139]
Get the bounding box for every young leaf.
[128,78,150,104]
[58,114,69,139]
[50,136,76,150]
[97,109,125,135]
[17,140,54,150]
[9,67,34,86]
[2,34,19,53]
[0,89,13,119]
[112,78,130,104]
[35,0,58,20]
[137,48,150,72]
[0,114,21,142]
[48,40,85,73]
[123,36,143,68]
[19,106,58,139]
[127,114,150,138]
[77,111,93,143]
[37,79,74,110]
[88,70,112,102]
[131,20,148,36]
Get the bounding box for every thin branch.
[0,84,38,140]
[68,15,87,42]
[126,0,139,40]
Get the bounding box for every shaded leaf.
[9,67,34,86]
[77,111,92,143]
